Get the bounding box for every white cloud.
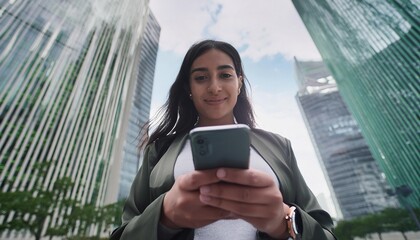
[149,0,215,54]
[150,0,321,61]
[251,87,330,196]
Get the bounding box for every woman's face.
[189,49,242,126]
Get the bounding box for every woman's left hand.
[199,168,290,239]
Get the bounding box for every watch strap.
[285,206,298,239]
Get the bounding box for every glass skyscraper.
[0,0,159,237]
[292,0,419,208]
[105,11,161,202]
[295,59,399,220]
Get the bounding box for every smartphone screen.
[189,124,250,170]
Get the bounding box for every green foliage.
[0,160,125,240]
[0,175,77,240]
[333,207,420,239]
[64,199,125,239]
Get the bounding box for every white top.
[174,139,279,240]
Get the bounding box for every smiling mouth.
[204,97,227,104]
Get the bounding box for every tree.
[0,161,126,240]
[380,208,417,240]
[0,164,78,240]
[333,208,420,239]
[63,199,125,239]
[98,199,125,236]
[0,177,75,240]
[334,220,356,240]
[67,203,99,237]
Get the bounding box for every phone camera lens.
[197,139,204,144]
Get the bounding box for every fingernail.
[200,194,211,203]
[217,169,226,178]
[200,186,210,194]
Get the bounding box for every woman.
[110,40,336,240]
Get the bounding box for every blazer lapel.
[250,132,294,202]
[149,134,189,199]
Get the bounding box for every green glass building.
[292,0,419,208]
[295,59,399,219]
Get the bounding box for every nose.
[207,78,222,94]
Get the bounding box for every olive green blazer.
[111,129,336,240]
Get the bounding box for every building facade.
[295,59,399,220]
[107,11,161,202]
[292,0,419,208]
[0,0,158,237]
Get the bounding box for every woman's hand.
[198,168,290,239]
[161,169,233,229]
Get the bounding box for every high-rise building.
[105,11,161,202]
[294,59,399,220]
[0,0,159,237]
[292,0,419,208]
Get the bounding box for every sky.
[148,0,337,217]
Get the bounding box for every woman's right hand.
[160,170,232,229]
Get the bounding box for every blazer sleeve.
[110,140,193,240]
[110,143,163,240]
[286,139,336,240]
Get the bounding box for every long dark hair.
[141,40,256,148]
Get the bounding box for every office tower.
[106,11,161,202]
[292,0,419,208]
[295,59,399,220]
[0,0,159,237]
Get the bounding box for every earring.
[189,93,192,98]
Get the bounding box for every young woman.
[110,40,336,240]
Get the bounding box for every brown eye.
[220,73,232,79]
[194,75,207,81]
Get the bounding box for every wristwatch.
[285,206,299,239]
[257,206,300,240]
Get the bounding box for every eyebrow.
[191,65,235,74]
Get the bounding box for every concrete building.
[295,59,399,219]
[108,11,161,202]
[0,0,159,238]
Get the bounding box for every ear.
[237,76,243,95]
[238,76,243,89]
